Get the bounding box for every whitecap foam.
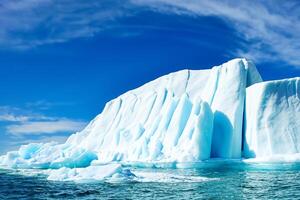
[132,170,219,183]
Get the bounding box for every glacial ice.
[0,58,299,181]
[243,77,300,158]
[65,58,261,163]
[0,142,97,169]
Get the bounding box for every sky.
[0,0,299,154]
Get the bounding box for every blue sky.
[0,0,299,153]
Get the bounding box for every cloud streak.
[133,0,300,67]
[0,105,55,122]
[131,0,300,66]
[0,0,129,49]
[0,105,87,135]
[0,0,299,67]
[0,114,32,122]
[6,119,87,135]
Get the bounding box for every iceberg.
[64,58,261,163]
[0,58,299,181]
[243,77,300,159]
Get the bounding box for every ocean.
[1,161,300,199]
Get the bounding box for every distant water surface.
[1,162,300,199]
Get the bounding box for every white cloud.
[8,135,69,146]
[0,105,87,136]
[0,105,56,122]
[131,0,300,67]
[0,0,299,67]
[0,0,129,49]
[6,119,87,135]
[0,104,87,152]
[0,114,30,122]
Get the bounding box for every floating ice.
[47,164,217,183]
[131,170,218,183]
[0,58,299,180]
[47,164,135,182]
[0,142,97,169]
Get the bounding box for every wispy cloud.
[0,0,299,66]
[0,0,130,49]
[0,105,87,135]
[0,114,31,122]
[6,119,86,135]
[0,105,55,122]
[131,0,300,67]
[0,104,87,153]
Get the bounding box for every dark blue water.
[1,162,300,199]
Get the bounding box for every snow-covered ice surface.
[0,58,299,182]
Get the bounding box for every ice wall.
[243,78,300,158]
[68,58,261,162]
[205,59,262,158]
[0,58,264,170]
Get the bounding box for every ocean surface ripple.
[1,162,300,199]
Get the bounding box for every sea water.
[1,161,300,199]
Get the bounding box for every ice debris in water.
[0,142,97,169]
[47,164,136,182]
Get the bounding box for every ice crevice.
[0,58,300,181]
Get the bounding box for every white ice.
[243,77,300,159]
[47,164,135,182]
[0,58,299,182]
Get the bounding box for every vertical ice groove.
[184,70,191,96]
[100,98,126,149]
[177,100,201,146]
[148,91,174,140]
[143,88,168,139]
[142,93,158,125]
[129,93,139,112]
[161,94,179,133]
[164,93,193,149]
[144,88,167,129]
[232,59,247,158]
[241,58,263,86]
[202,66,220,106]
[196,101,214,160]
[105,98,123,133]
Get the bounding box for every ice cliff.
[244,77,300,159]
[0,58,299,175]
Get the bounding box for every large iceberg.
[65,58,261,163]
[0,58,299,181]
